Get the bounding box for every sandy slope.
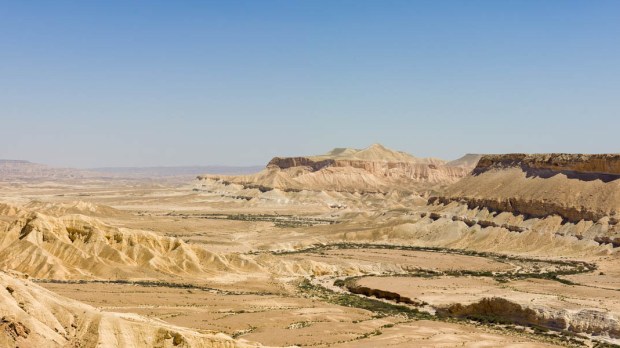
[0,208,262,281]
[0,271,266,348]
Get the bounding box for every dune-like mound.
[0,271,264,347]
[23,200,126,218]
[0,210,260,280]
[199,144,478,194]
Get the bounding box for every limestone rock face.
[437,297,620,339]
[267,157,335,171]
[435,153,620,224]
[200,144,479,194]
[476,153,620,176]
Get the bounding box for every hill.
[0,271,263,347]
[198,144,478,194]
[0,206,261,280]
[435,153,620,223]
[427,153,620,248]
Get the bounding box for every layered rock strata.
[435,153,620,223]
[199,145,480,194]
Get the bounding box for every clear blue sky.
[1,1,618,167]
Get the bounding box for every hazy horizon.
[0,143,473,169]
[2,1,619,167]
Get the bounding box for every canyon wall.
[475,154,620,177]
[434,153,620,224]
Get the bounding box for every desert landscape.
[3,2,618,347]
[1,145,619,347]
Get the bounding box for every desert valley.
[1,144,619,348]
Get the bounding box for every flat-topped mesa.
[268,156,471,180]
[475,153,620,178]
[434,153,620,224]
[199,145,480,194]
[267,157,335,171]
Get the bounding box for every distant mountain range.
[90,165,264,178]
[2,146,482,182]
[0,160,85,181]
[198,144,483,194]
[0,159,262,181]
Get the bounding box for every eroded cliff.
[199,144,478,194]
[476,153,620,178]
[432,154,620,237]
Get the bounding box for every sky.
[1,1,619,168]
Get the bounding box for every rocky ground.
[1,150,619,347]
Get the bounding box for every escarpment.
[475,153,620,179]
[267,157,335,171]
[434,154,620,223]
[344,283,425,306]
[437,297,620,339]
[270,157,471,181]
[198,144,479,194]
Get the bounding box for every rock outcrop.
[199,144,479,194]
[267,157,336,171]
[437,297,620,339]
[0,208,261,280]
[434,153,620,223]
[475,154,620,178]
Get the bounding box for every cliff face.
[476,154,620,176]
[437,297,620,339]
[268,157,471,182]
[475,154,620,182]
[267,157,335,171]
[200,145,478,194]
[435,153,620,224]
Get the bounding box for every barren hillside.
[0,206,261,281]
[0,271,263,348]
[428,153,620,248]
[198,144,478,194]
[435,154,620,222]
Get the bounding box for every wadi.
[1,144,618,347]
